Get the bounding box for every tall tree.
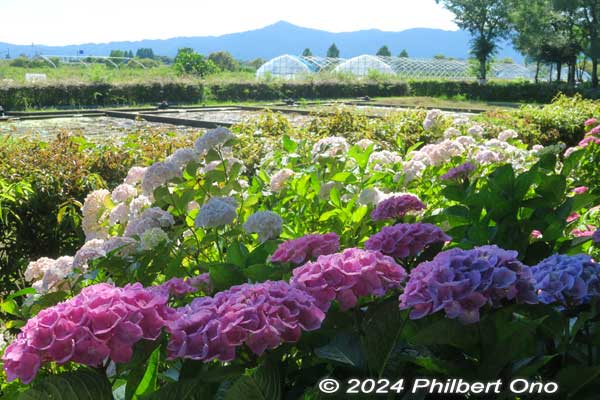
[136,48,155,59]
[376,45,392,57]
[326,43,340,58]
[208,51,239,72]
[302,48,313,57]
[566,0,600,87]
[398,49,409,58]
[436,0,511,81]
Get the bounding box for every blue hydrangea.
[530,254,600,306]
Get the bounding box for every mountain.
[0,21,523,62]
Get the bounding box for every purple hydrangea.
[270,233,340,265]
[530,254,600,306]
[441,162,476,181]
[166,281,325,362]
[371,194,426,221]
[365,223,451,259]
[399,245,537,324]
[290,248,407,311]
[159,274,211,298]
[594,229,600,244]
[2,283,177,384]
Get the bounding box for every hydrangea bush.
[2,115,600,399]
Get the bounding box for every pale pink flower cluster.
[368,151,402,171]
[311,137,350,160]
[270,168,294,192]
[270,233,340,265]
[81,189,111,241]
[141,161,180,196]
[194,127,235,155]
[243,211,283,242]
[125,207,175,237]
[423,109,442,131]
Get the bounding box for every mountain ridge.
[0,20,523,62]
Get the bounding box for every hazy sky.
[0,0,457,45]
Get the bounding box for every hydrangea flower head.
[194,197,237,228]
[140,227,169,250]
[270,169,294,192]
[165,148,199,170]
[124,167,147,185]
[593,228,600,244]
[125,207,175,237]
[167,281,325,362]
[584,118,598,127]
[399,245,538,324]
[530,254,600,307]
[441,162,476,181]
[111,184,138,203]
[194,127,235,155]
[365,223,451,259]
[290,248,407,311]
[243,211,283,242]
[311,137,349,161]
[2,283,176,384]
[371,194,425,221]
[270,233,340,265]
[141,161,180,196]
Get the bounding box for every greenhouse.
[255,55,342,79]
[333,55,395,77]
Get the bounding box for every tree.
[565,0,600,87]
[248,58,266,70]
[302,48,313,57]
[208,51,239,72]
[399,49,409,58]
[136,48,155,59]
[327,43,340,58]
[109,50,125,58]
[173,48,219,77]
[436,0,512,81]
[376,45,392,57]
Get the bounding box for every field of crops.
[1,96,600,399]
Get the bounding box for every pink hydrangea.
[270,233,340,265]
[584,118,598,127]
[573,227,597,238]
[531,230,543,239]
[159,274,212,297]
[166,281,325,362]
[572,186,589,195]
[2,283,177,384]
[567,213,580,223]
[365,223,451,259]
[371,194,426,221]
[290,248,407,311]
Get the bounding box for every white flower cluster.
[140,227,169,250]
[319,181,342,200]
[358,187,389,206]
[311,137,350,161]
[355,138,376,150]
[165,148,200,170]
[243,211,283,242]
[498,129,518,142]
[111,183,138,203]
[270,169,294,192]
[194,197,238,228]
[25,256,74,294]
[141,161,180,196]
[368,151,402,171]
[125,207,175,237]
[194,127,235,154]
[423,109,442,131]
[81,189,111,241]
[124,167,147,185]
[73,239,105,270]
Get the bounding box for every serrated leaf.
[18,370,113,400]
[224,363,281,400]
[315,331,365,369]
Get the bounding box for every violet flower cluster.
[159,273,212,297]
[365,223,451,259]
[290,248,407,311]
[399,245,538,324]
[371,194,426,221]
[166,281,325,361]
[441,162,476,181]
[2,283,177,384]
[530,254,600,306]
[270,233,340,265]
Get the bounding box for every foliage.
[326,43,340,58]
[173,48,219,77]
[208,51,240,72]
[376,46,391,57]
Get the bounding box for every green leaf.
[282,135,297,153]
[6,288,36,301]
[226,242,249,268]
[224,362,281,400]
[18,370,113,400]
[133,347,160,399]
[557,366,600,398]
[331,172,354,183]
[245,264,280,282]
[140,380,212,400]
[209,264,246,292]
[1,299,20,316]
[315,331,365,369]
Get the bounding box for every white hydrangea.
[194,197,238,228]
[467,125,484,138]
[166,148,200,170]
[129,195,152,220]
[111,183,138,203]
[474,149,502,164]
[443,127,461,139]
[498,129,518,141]
[531,145,544,153]
[453,117,470,126]
[399,160,428,184]
[368,151,402,171]
[141,161,180,196]
[109,203,130,226]
[564,147,578,158]
[423,109,442,131]
[455,135,477,147]
[125,207,175,237]
[194,127,236,154]
[102,236,137,256]
[243,211,283,242]
[141,228,170,250]
[73,239,105,270]
[358,187,388,206]
[311,137,350,160]
[318,181,342,200]
[81,189,111,241]
[270,169,294,192]
[24,257,55,282]
[32,256,75,294]
[355,139,376,150]
[124,167,148,185]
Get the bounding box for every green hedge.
[408,80,600,103]
[0,82,204,110]
[206,81,410,101]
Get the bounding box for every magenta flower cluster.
[160,273,212,297]
[530,254,600,307]
[441,162,476,181]
[371,194,426,221]
[365,223,451,259]
[270,233,340,265]
[399,246,538,324]
[290,248,407,311]
[2,283,177,384]
[166,281,325,361]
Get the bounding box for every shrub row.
[0,82,204,110]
